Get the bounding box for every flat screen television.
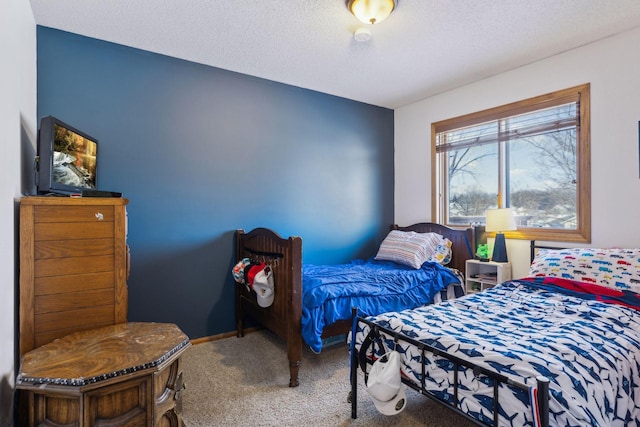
[36,116,98,195]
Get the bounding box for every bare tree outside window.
[433,84,591,243]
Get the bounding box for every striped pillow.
[375,231,443,269]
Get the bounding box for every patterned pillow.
[528,248,640,292]
[375,231,443,269]
[429,237,452,265]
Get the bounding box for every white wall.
[0,0,36,425]
[395,27,640,279]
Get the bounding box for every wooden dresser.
[17,322,190,427]
[19,196,129,357]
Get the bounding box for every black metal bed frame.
[348,240,569,425]
[530,240,564,264]
[349,311,550,427]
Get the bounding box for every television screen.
[37,116,98,195]
[51,122,97,189]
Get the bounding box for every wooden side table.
[16,322,191,427]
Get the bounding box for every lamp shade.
[485,208,516,263]
[485,208,517,232]
[347,0,396,24]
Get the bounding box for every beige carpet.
[181,330,477,427]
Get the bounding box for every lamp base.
[491,233,509,263]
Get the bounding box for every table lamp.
[485,208,517,263]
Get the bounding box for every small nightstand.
[465,259,511,294]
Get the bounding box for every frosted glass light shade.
[347,0,396,25]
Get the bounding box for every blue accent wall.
[36,27,394,339]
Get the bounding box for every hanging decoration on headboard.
[232,258,275,307]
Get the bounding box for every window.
[432,84,590,243]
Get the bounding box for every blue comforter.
[302,258,460,353]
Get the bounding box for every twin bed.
[235,222,474,387]
[350,244,640,426]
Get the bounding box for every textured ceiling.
[29,0,640,109]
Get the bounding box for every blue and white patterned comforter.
[354,279,640,426]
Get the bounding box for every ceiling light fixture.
[347,0,396,25]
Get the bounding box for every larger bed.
[235,222,474,387]
[350,244,640,426]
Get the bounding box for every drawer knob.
[95,212,104,221]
